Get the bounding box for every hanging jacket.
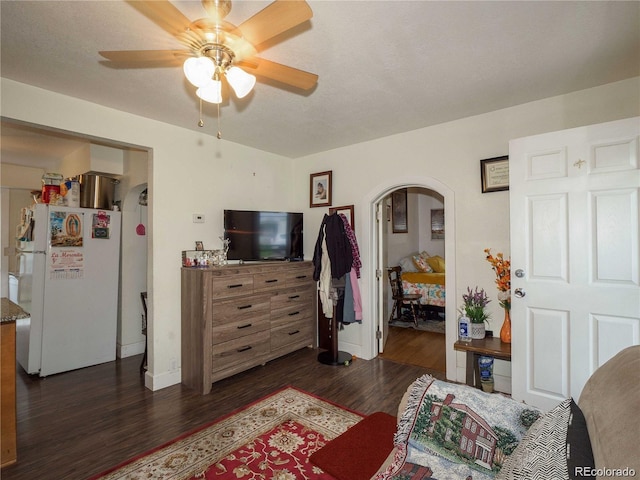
[313,213,353,280]
[339,214,362,278]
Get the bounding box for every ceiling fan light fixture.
[184,57,215,88]
[225,66,256,99]
[196,78,222,104]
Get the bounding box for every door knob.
[515,269,525,278]
[514,288,526,298]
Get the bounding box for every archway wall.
[364,177,457,382]
[294,76,640,388]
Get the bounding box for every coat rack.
[317,286,352,366]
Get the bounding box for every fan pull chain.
[196,98,222,139]
[198,99,204,128]
[216,103,222,139]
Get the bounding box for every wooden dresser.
[181,262,316,394]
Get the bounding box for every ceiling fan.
[99,0,318,107]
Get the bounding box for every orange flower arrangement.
[484,249,511,310]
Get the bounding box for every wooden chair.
[387,266,422,327]
[140,292,147,373]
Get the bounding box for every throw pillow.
[496,398,595,480]
[426,255,446,273]
[399,255,419,273]
[412,254,433,273]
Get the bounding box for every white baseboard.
[144,368,182,391]
[117,341,145,359]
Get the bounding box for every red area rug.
[90,387,363,479]
[309,411,397,480]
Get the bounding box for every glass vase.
[500,308,512,343]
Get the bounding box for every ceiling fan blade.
[234,0,313,48]
[238,58,317,90]
[99,50,188,67]
[125,0,192,39]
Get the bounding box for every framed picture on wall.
[392,189,408,233]
[329,205,355,229]
[481,155,509,193]
[431,209,444,239]
[310,171,332,207]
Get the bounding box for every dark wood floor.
[379,326,446,372]
[2,347,445,480]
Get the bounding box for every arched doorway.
[364,176,457,381]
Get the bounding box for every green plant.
[460,287,491,324]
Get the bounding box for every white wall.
[1,78,297,391]
[3,76,638,391]
[417,192,445,258]
[385,191,419,268]
[294,77,640,386]
[384,189,444,267]
[117,149,149,358]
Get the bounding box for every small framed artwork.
[481,155,509,193]
[195,241,204,251]
[431,208,444,240]
[310,171,332,207]
[391,188,408,233]
[329,205,355,229]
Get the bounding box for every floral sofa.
[372,345,639,480]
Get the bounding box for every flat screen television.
[224,209,304,262]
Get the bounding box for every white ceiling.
[1,0,639,163]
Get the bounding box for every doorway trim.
[364,175,457,381]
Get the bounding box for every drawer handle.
[288,330,300,336]
[237,346,252,353]
[237,323,253,329]
[237,304,252,310]
[288,311,300,317]
[227,284,244,289]
[265,279,279,283]
[288,295,300,299]
[295,275,307,279]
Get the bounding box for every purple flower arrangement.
[461,286,491,324]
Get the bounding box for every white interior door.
[509,117,640,411]
[376,201,389,353]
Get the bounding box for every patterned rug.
[91,387,363,480]
[388,314,446,334]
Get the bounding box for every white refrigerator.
[16,204,121,377]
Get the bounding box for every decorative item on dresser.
[181,262,316,395]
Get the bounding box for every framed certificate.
[481,156,509,193]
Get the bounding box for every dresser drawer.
[270,285,314,317]
[253,271,287,292]
[211,294,271,326]
[285,266,314,287]
[212,329,270,373]
[271,319,313,351]
[212,316,270,345]
[210,274,254,300]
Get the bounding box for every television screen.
[224,210,303,261]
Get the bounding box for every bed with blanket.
[398,252,446,313]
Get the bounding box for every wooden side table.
[454,337,511,389]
